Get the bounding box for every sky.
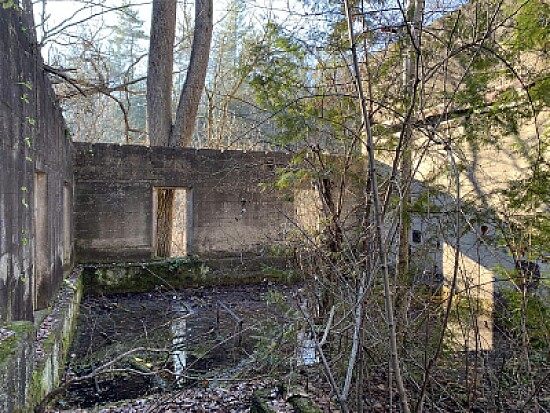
[34,0,466,72]
[34,0,300,39]
[34,0,306,62]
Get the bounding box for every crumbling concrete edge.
[27,267,83,411]
[0,267,83,413]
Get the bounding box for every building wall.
[73,143,299,262]
[0,1,73,322]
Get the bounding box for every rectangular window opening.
[412,230,422,244]
[153,187,192,258]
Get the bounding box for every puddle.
[171,309,187,384]
[54,285,291,409]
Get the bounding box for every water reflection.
[296,331,319,366]
[172,303,190,383]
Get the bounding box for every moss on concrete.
[288,396,322,413]
[83,256,298,295]
[28,364,47,409]
[27,269,84,411]
[83,259,204,295]
[0,321,33,365]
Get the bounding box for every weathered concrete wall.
[0,321,33,412]
[0,1,73,322]
[73,143,296,262]
[0,268,82,413]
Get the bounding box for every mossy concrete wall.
[83,256,297,295]
[0,268,82,413]
[28,269,83,410]
[0,321,34,412]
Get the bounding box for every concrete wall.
[0,269,82,413]
[73,143,296,262]
[0,1,73,322]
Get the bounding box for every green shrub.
[496,289,550,349]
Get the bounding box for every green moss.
[42,330,57,352]
[28,363,48,408]
[0,321,32,365]
[288,396,322,413]
[9,321,33,334]
[84,257,296,295]
[251,389,276,413]
[84,259,207,294]
[27,273,83,410]
[0,335,19,365]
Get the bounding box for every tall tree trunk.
[147,0,213,147]
[147,0,213,255]
[156,189,175,257]
[147,0,176,146]
[170,0,214,147]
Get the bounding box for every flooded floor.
[55,284,296,409]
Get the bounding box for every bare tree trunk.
[147,0,213,148]
[156,189,175,257]
[343,2,410,412]
[147,0,176,146]
[171,0,214,147]
[147,0,213,250]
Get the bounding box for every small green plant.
[497,288,550,349]
[17,81,32,90]
[166,256,191,271]
[1,0,16,10]
[199,263,210,276]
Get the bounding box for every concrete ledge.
[29,268,83,410]
[82,256,297,295]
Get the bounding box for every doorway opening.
[34,171,48,310]
[63,182,71,266]
[153,187,192,258]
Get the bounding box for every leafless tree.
[147,0,213,147]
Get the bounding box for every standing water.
[52,285,292,409]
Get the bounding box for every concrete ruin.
[73,143,295,262]
[0,2,77,411]
[1,0,548,411]
[0,4,310,410]
[0,0,73,324]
